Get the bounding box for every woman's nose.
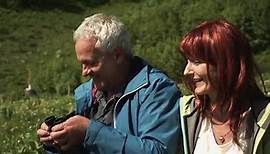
[183,62,192,76]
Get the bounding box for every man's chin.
[93,83,104,91]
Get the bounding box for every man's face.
[75,38,116,91]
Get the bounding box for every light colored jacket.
[179,95,270,154]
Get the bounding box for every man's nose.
[82,64,93,77]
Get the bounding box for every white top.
[194,118,247,154]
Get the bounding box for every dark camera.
[44,111,76,132]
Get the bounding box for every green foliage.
[0,8,82,99]
[0,1,270,152]
[1,0,270,99]
[0,0,107,12]
[32,49,81,95]
[255,50,270,94]
[0,96,74,153]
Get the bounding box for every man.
[37,13,180,154]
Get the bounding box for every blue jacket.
[46,60,181,154]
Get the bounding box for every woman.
[179,20,270,154]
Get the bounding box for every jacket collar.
[251,98,270,127]
[249,98,270,154]
[182,95,270,124]
[124,63,150,94]
[181,95,198,117]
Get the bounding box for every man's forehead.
[76,38,97,48]
[76,41,105,60]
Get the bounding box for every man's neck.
[107,57,134,97]
[105,56,144,98]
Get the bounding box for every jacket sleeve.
[83,78,181,154]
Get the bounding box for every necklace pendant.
[219,137,225,144]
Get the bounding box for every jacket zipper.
[113,82,148,128]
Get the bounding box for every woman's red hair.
[180,19,266,143]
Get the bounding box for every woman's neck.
[209,100,231,124]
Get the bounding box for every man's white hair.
[73,13,132,55]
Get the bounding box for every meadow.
[0,97,74,153]
[0,0,270,153]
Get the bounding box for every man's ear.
[113,48,124,63]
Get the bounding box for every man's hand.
[37,122,54,146]
[50,115,90,151]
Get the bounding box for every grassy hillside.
[0,1,270,153]
[0,7,81,99]
[1,0,270,100]
[0,96,74,153]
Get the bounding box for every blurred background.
[0,0,269,153]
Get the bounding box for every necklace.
[218,129,231,144]
[211,119,232,144]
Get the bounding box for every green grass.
[1,1,270,99]
[0,7,85,99]
[1,1,270,153]
[1,85,269,153]
[0,96,74,153]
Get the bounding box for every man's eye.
[88,62,95,66]
[83,60,97,67]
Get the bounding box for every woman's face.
[183,59,217,98]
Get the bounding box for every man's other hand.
[50,115,90,151]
